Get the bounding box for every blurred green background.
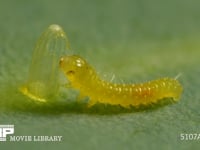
[0,0,200,149]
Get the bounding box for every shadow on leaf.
[0,85,177,115]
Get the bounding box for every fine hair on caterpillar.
[59,55,183,108]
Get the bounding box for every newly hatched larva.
[59,55,183,108]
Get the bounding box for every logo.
[0,125,14,141]
[0,124,62,142]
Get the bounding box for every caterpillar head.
[59,55,89,81]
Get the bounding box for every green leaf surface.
[0,0,200,149]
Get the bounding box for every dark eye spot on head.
[67,70,75,75]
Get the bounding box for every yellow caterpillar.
[59,55,183,108]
